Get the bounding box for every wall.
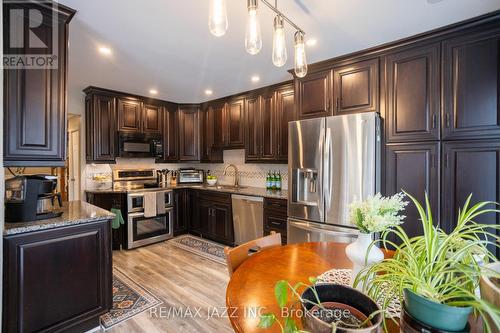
[84,149,288,191]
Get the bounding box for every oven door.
[127,208,174,249]
[128,191,173,212]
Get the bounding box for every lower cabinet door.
[3,221,112,333]
[442,140,500,258]
[385,142,440,241]
[212,203,234,245]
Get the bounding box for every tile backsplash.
[84,149,288,190]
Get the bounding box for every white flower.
[349,192,408,233]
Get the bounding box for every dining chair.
[224,231,282,276]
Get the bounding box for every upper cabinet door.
[117,98,143,132]
[143,103,162,134]
[178,106,200,161]
[333,58,379,114]
[225,98,245,148]
[211,102,226,148]
[442,140,500,258]
[385,142,440,241]
[245,96,261,162]
[87,94,117,162]
[443,28,500,140]
[386,44,440,142]
[296,70,333,119]
[200,108,212,162]
[200,106,223,163]
[276,88,295,162]
[162,104,179,162]
[260,92,277,161]
[3,4,74,167]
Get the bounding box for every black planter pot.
[301,283,383,333]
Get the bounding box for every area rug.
[169,234,229,265]
[100,267,162,330]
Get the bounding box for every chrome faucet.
[223,164,239,187]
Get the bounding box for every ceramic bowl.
[207,178,217,186]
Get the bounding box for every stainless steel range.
[112,169,174,249]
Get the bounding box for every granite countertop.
[4,201,115,236]
[86,184,288,200]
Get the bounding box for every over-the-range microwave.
[118,131,163,159]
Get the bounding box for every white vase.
[345,232,384,291]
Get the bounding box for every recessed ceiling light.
[205,89,213,96]
[251,75,260,82]
[306,39,317,47]
[149,89,158,95]
[98,46,112,55]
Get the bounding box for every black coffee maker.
[5,175,63,222]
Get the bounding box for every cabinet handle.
[444,153,449,168]
[432,113,437,129]
[270,221,283,226]
[335,98,339,111]
[445,113,451,128]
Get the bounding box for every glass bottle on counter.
[266,171,272,190]
[276,171,282,191]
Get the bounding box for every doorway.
[67,114,81,201]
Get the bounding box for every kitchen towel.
[143,192,157,218]
[156,192,166,215]
[110,208,125,229]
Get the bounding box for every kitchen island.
[3,201,114,333]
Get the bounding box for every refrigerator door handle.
[289,220,358,238]
[324,128,333,211]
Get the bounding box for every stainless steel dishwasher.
[231,195,264,245]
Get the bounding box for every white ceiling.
[61,0,500,103]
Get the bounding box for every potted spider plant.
[355,193,500,332]
[258,278,383,333]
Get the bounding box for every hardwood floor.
[106,240,233,333]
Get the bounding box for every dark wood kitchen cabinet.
[442,27,500,140]
[260,91,277,161]
[117,97,143,132]
[173,189,190,235]
[200,104,223,163]
[143,103,162,134]
[86,191,126,250]
[245,96,261,161]
[442,140,500,258]
[225,98,245,148]
[85,90,117,163]
[263,198,288,244]
[245,83,294,163]
[178,105,200,161]
[276,87,295,162]
[296,70,333,119]
[385,142,440,240]
[385,43,440,142]
[3,4,75,166]
[192,191,234,246]
[160,103,179,162]
[333,58,379,115]
[3,220,112,333]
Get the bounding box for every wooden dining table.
[225,242,399,333]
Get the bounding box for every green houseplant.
[355,193,500,332]
[258,278,383,333]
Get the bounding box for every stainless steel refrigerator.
[287,112,381,244]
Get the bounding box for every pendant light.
[272,15,287,67]
[209,0,228,37]
[245,0,262,55]
[294,31,308,78]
